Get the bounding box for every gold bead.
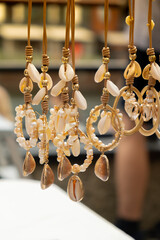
[103,57,110,64]
[43,95,49,101]
[103,87,108,94]
[41,66,48,73]
[62,57,69,64]
[104,72,111,79]
[26,56,32,62]
[70,98,75,105]
[62,87,69,93]
[42,79,48,87]
[149,55,156,63]
[24,69,28,77]
[129,54,136,61]
[72,164,80,174]
[24,86,31,92]
[72,84,79,91]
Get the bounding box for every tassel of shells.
[15,45,38,177]
[86,46,123,182]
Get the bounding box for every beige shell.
[57,156,72,181]
[142,64,150,80]
[94,64,106,83]
[142,104,153,121]
[74,90,87,110]
[50,80,66,97]
[23,152,36,177]
[124,62,135,79]
[19,77,33,93]
[67,175,84,202]
[28,63,40,83]
[98,115,111,135]
[41,164,54,190]
[107,80,120,97]
[151,62,160,81]
[56,115,66,133]
[71,139,80,157]
[39,73,53,90]
[32,87,46,105]
[125,101,140,121]
[59,63,74,82]
[134,61,142,78]
[94,154,110,182]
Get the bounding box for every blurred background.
[0,0,160,236]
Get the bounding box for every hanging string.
[104,0,109,48]
[27,0,32,46]
[71,0,75,72]
[148,0,152,49]
[43,0,47,55]
[65,0,71,50]
[128,0,135,47]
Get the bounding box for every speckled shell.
[19,77,33,93]
[107,80,120,97]
[28,63,40,83]
[32,87,46,105]
[151,62,160,81]
[39,73,53,90]
[94,64,106,83]
[59,64,74,82]
[50,80,66,97]
[74,90,87,110]
[98,115,111,135]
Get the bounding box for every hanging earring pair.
[50,0,93,202]
[15,0,54,189]
[86,0,124,182]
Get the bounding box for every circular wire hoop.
[136,86,160,136]
[86,104,123,153]
[112,85,143,136]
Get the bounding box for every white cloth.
[0,179,133,240]
[135,0,160,51]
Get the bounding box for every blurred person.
[115,1,160,239]
[0,85,13,121]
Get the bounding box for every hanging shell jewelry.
[112,0,144,136]
[14,0,38,177]
[135,0,160,137]
[86,0,124,182]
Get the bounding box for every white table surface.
[0,179,133,240]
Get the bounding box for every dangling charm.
[41,163,54,190]
[94,154,110,182]
[67,175,84,202]
[23,151,36,176]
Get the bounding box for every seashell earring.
[14,0,38,177]
[52,0,93,202]
[113,0,143,136]
[136,0,160,137]
[86,0,124,183]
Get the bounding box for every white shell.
[71,139,80,157]
[28,63,40,83]
[59,64,74,82]
[32,87,46,105]
[39,73,53,90]
[74,90,87,110]
[151,62,160,81]
[107,80,120,97]
[94,64,106,83]
[56,116,66,133]
[51,80,66,97]
[98,115,111,135]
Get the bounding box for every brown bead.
[94,154,110,181]
[67,175,84,202]
[57,156,72,181]
[41,164,54,190]
[23,152,36,176]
